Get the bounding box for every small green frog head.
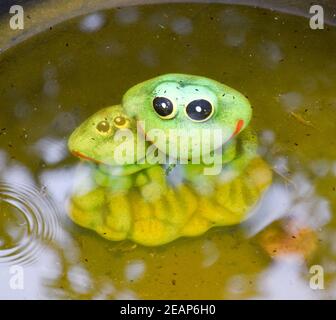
[68,105,137,166]
[122,74,252,160]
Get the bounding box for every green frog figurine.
[68,74,272,246]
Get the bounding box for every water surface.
[0,3,336,299]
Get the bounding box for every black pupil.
[186,99,213,121]
[153,97,174,117]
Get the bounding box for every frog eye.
[153,97,177,119]
[185,99,214,122]
[113,116,129,129]
[96,120,111,134]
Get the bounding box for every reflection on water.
[0,3,336,299]
[244,174,331,236]
[256,256,322,299]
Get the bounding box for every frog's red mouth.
[71,150,104,165]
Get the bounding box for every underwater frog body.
[68,74,272,246]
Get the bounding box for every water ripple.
[0,182,60,266]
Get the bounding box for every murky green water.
[0,2,336,299]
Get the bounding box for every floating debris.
[290,111,316,129]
